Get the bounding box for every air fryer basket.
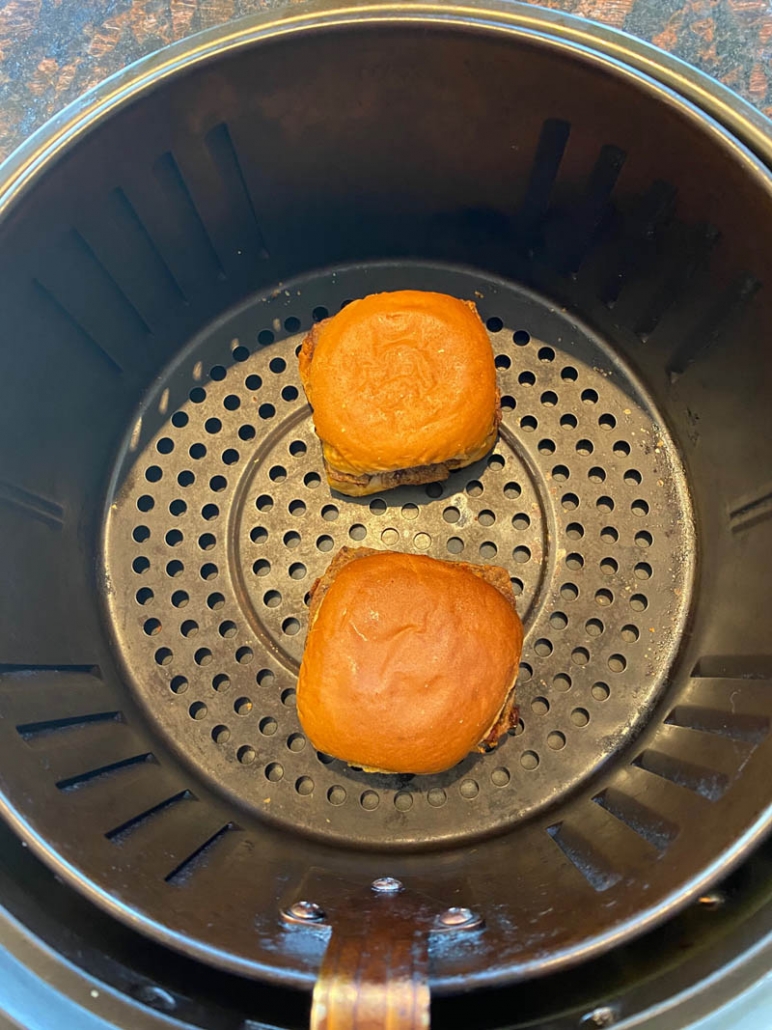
[1,0,772,1020]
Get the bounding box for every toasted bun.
[299,291,499,495]
[297,548,523,775]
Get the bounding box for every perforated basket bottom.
[103,263,694,847]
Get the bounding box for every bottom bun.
[297,548,524,775]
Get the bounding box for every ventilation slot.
[634,222,720,338]
[692,654,772,680]
[205,122,270,262]
[0,479,64,529]
[633,749,728,801]
[552,144,626,276]
[729,488,772,535]
[56,753,155,792]
[106,789,195,843]
[598,180,676,308]
[0,663,99,677]
[665,705,769,744]
[153,151,224,282]
[164,822,240,885]
[36,227,152,372]
[546,821,622,892]
[668,272,761,377]
[593,787,679,853]
[517,118,571,241]
[31,279,123,374]
[17,711,122,743]
[98,187,189,320]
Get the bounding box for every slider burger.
[298,290,501,497]
[297,548,523,775]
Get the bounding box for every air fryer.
[1,3,772,1028]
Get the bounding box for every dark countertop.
[0,0,770,162]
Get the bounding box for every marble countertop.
[0,0,770,163]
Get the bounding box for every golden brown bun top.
[299,291,497,476]
[297,549,523,775]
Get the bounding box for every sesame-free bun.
[298,291,500,497]
[297,548,523,775]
